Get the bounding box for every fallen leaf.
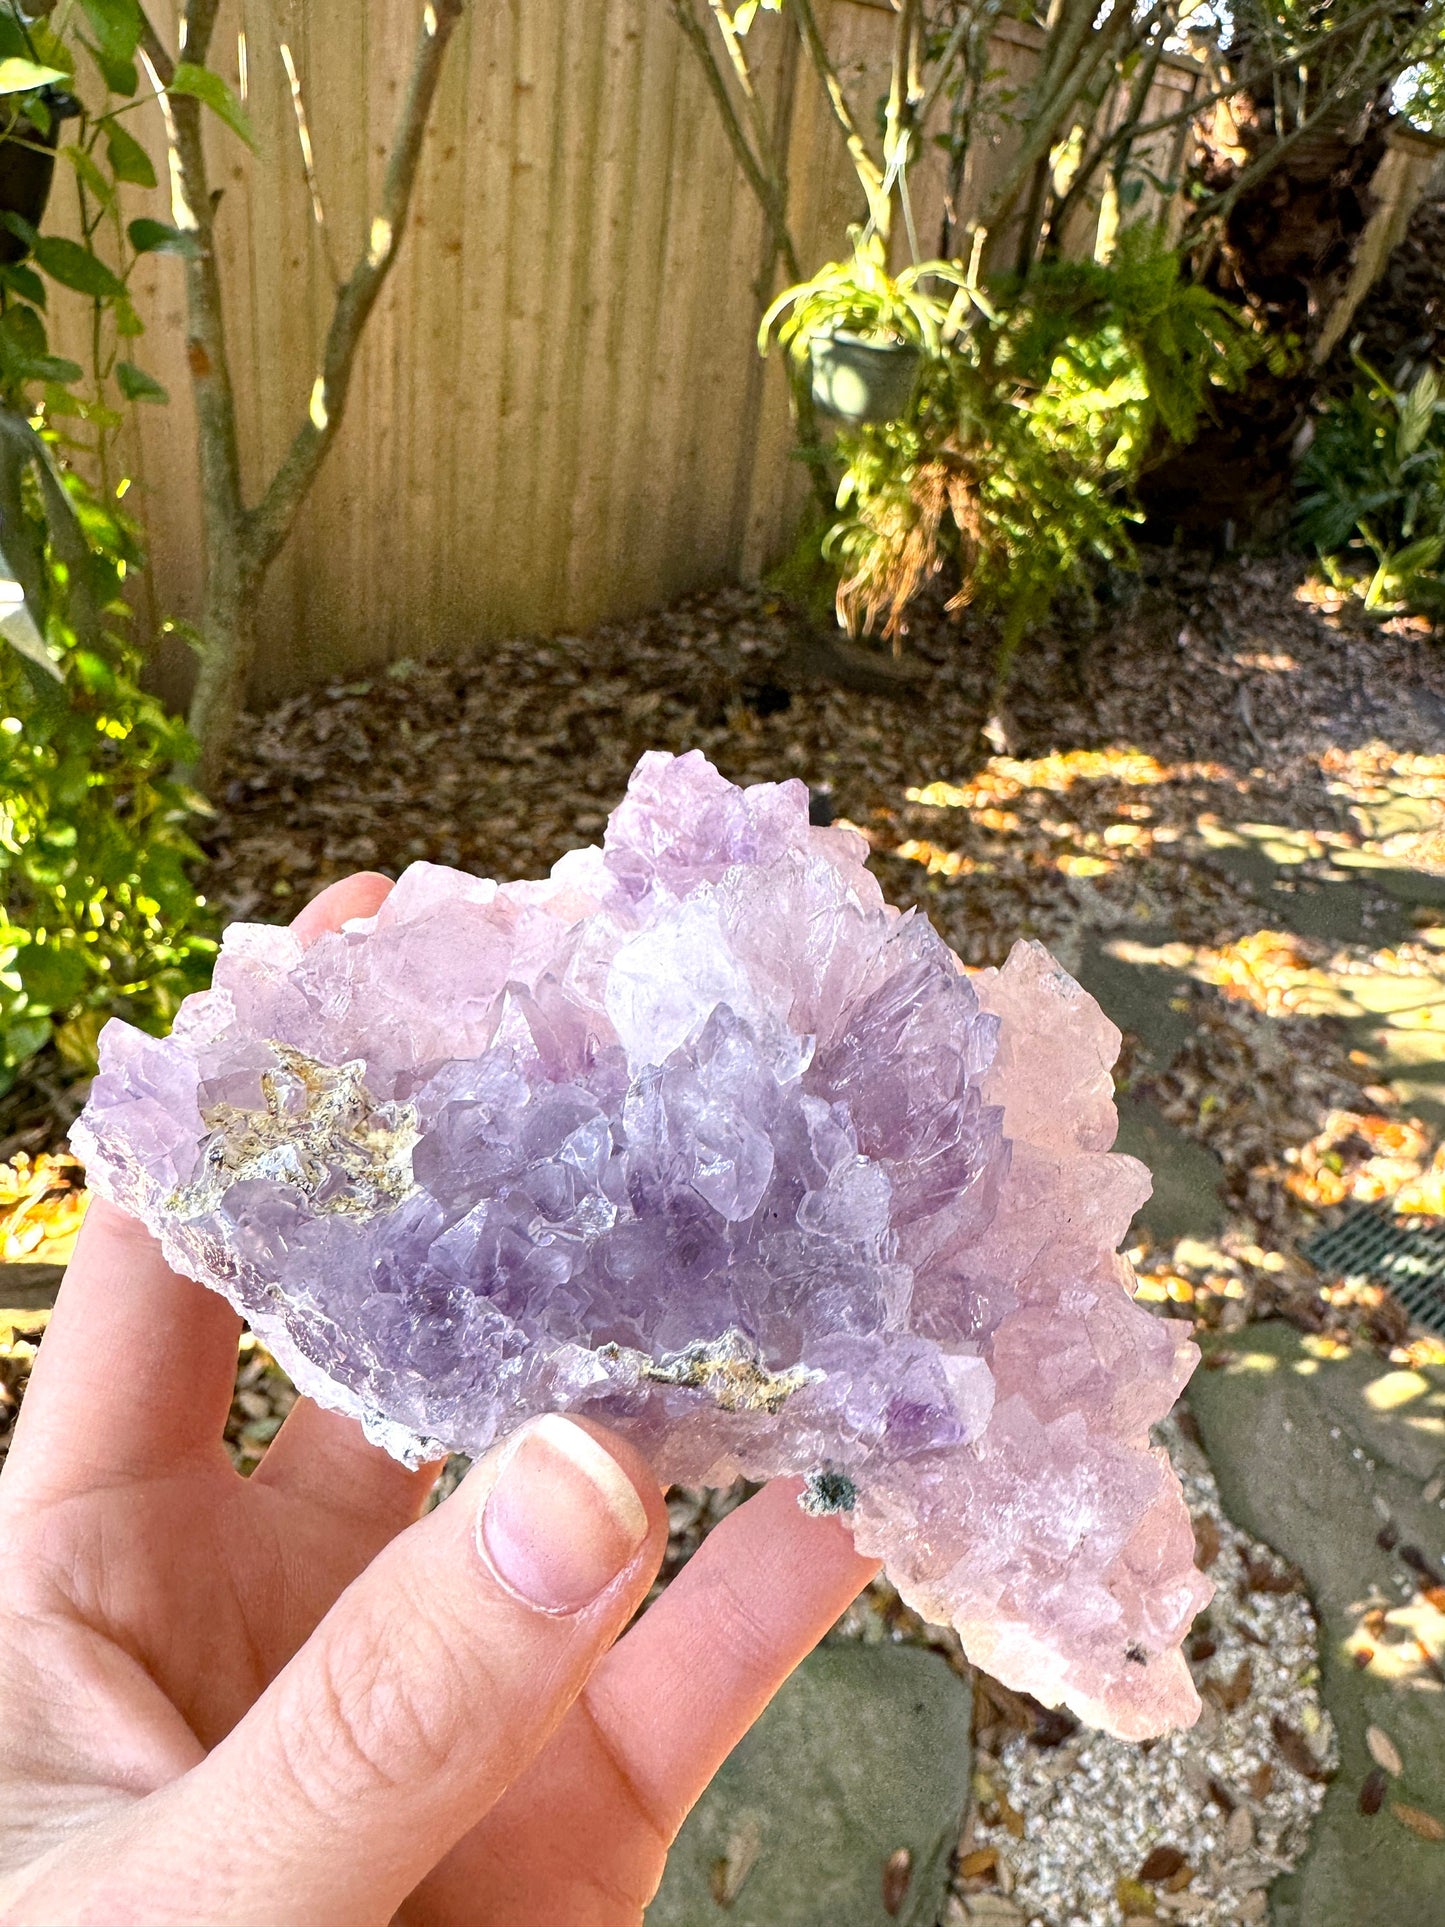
[959,1847,998,1880]
[1206,1657,1253,1711]
[1225,1805,1255,1852]
[1138,1844,1186,1883]
[1116,1875,1157,1915]
[1393,1802,1445,1843]
[707,1814,763,1908]
[1272,1714,1332,1783]
[1359,1766,1387,1815]
[1248,1762,1274,1800]
[1192,1513,1221,1569]
[1242,1549,1303,1593]
[882,1845,912,1916]
[1366,1724,1404,1777]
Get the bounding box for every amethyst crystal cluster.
[74,751,1210,1737]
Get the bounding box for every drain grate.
[1302,1202,1445,1335]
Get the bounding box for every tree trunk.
[188,556,260,794]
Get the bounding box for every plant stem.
[788,0,887,231]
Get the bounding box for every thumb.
[146,1417,660,1926]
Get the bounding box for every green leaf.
[62,141,115,208]
[1399,367,1440,460]
[1,301,48,359]
[168,61,256,150]
[82,37,137,99]
[34,235,125,299]
[0,58,68,96]
[104,120,155,188]
[0,262,44,305]
[1,211,37,252]
[115,359,167,403]
[24,353,83,383]
[79,0,143,64]
[127,216,198,257]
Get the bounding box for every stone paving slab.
[0,1263,63,1313]
[646,1643,972,1927]
[1188,1323,1445,1927]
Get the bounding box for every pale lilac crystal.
[72,750,1210,1738]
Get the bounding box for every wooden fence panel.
[42,1,1198,699]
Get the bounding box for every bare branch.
[788,0,886,224]
[915,7,975,136]
[179,0,225,71]
[980,0,1140,237]
[247,0,465,572]
[675,0,801,280]
[137,28,246,559]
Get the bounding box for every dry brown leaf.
[1272,1715,1332,1783]
[1138,1845,1186,1883]
[1192,1513,1221,1570]
[1207,1657,1253,1712]
[1225,1805,1255,1852]
[1392,1802,1445,1843]
[1366,1724,1404,1777]
[959,1847,998,1880]
[1359,1766,1388,1816]
[707,1814,763,1908]
[881,1846,913,1917]
[996,1796,1026,1841]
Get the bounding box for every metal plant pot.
[0,89,81,265]
[809,330,921,425]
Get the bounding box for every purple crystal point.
[73,749,1210,1737]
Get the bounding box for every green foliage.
[0,443,216,1095]
[1296,360,1445,613]
[0,3,260,443]
[814,231,1266,647]
[0,1,256,1093]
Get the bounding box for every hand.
[0,874,878,1927]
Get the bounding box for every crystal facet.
[73,750,1210,1736]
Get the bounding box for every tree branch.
[979,0,1139,239]
[674,0,801,280]
[246,0,465,572]
[137,14,246,568]
[788,0,886,225]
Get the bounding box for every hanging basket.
[809,330,921,425]
[0,89,80,265]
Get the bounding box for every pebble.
[965,1416,1332,1926]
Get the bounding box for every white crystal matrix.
[74,751,1210,1737]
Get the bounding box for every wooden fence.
[50,1,1200,700]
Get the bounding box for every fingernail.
[479,1416,649,1614]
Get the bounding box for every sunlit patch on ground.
[0,1153,88,1266]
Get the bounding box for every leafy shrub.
[818,231,1267,648]
[1295,360,1445,612]
[0,438,215,1096]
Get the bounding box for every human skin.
[0,874,878,1927]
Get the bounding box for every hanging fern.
[820,231,1271,647]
